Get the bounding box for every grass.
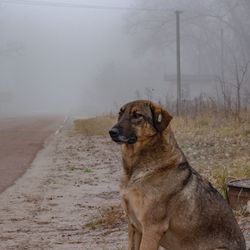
[171,111,250,138]
[83,168,93,173]
[74,115,116,136]
[171,112,250,198]
[213,166,229,199]
[84,204,125,230]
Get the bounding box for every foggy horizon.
[0,0,249,117]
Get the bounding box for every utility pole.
[176,10,182,116]
[220,28,225,81]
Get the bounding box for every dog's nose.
[109,127,119,138]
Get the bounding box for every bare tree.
[134,89,142,100]
[218,78,233,117]
[232,59,249,118]
[144,87,154,100]
[125,0,250,116]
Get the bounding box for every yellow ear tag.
[157,113,162,123]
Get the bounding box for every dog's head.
[109,100,172,144]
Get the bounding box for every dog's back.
[160,162,246,250]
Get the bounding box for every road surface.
[0,116,64,193]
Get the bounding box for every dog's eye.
[133,112,143,119]
[118,109,125,119]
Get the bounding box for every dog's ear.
[149,102,172,132]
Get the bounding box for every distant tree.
[144,87,154,100]
[125,0,250,114]
[134,89,141,100]
[232,60,249,118]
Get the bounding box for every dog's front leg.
[139,229,162,250]
[128,222,142,250]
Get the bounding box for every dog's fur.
[109,100,246,250]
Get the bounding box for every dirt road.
[0,116,64,193]
[0,123,127,250]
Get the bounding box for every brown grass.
[172,112,250,197]
[84,204,126,230]
[74,115,116,136]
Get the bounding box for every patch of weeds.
[213,163,250,200]
[83,168,93,173]
[234,205,249,217]
[230,160,250,179]
[216,126,243,138]
[243,128,250,136]
[213,166,228,199]
[74,115,116,136]
[196,117,210,127]
[84,221,102,230]
[84,204,126,230]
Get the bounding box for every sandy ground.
[0,121,249,250]
[0,116,64,193]
[0,122,127,250]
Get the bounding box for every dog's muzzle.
[109,127,137,144]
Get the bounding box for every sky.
[0,0,152,116]
[1,0,245,117]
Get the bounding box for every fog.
[0,0,250,117]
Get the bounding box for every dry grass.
[84,204,126,230]
[74,115,116,136]
[172,112,250,196]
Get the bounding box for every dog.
[109,100,246,250]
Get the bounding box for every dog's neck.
[121,126,186,181]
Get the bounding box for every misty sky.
[0,0,151,116]
[1,0,249,116]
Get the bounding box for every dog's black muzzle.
[109,127,137,144]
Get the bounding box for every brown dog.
[109,100,246,250]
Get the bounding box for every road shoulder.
[0,125,127,250]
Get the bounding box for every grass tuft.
[213,167,229,199]
[83,168,93,173]
[84,204,126,230]
[74,115,116,136]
